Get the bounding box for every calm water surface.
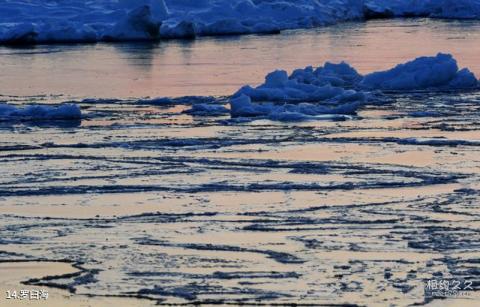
[1,18,480,99]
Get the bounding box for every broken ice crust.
[1,0,480,44]
[228,53,479,121]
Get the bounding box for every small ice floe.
[397,137,480,147]
[360,53,479,91]
[0,104,81,121]
[230,53,478,122]
[183,104,229,116]
[230,95,355,122]
[137,96,219,105]
[0,0,169,44]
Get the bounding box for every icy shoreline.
[1,0,480,44]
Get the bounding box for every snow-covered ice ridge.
[1,0,480,44]
[230,53,479,120]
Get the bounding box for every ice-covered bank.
[0,104,81,121]
[364,0,480,20]
[230,53,479,120]
[0,0,169,44]
[1,0,480,44]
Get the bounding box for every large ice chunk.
[230,53,478,121]
[234,62,366,103]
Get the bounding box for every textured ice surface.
[1,0,480,44]
[1,88,480,305]
[185,104,230,116]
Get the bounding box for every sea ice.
[233,64,366,103]
[184,104,230,116]
[0,0,169,44]
[230,53,478,121]
[1,0,480,44]
[230,94,359,121]
[229,61,369,121]
[137,96,218,105]
[144,0,365,38]
[104,5,162,41]
[360,53,479,90]
[364,0,480,20]
[0,104,81,121]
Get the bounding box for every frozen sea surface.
[1,19,480,306]
[1,88,480,306]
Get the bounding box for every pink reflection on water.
[1,19,479,98]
